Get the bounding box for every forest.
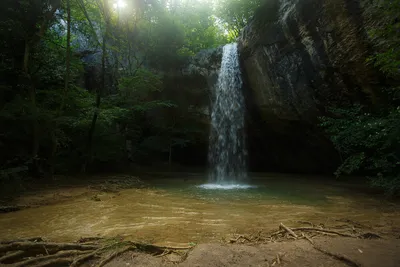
[0,0,263,180]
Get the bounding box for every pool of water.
[0,173,399,246]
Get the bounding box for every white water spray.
[207,43,248,186]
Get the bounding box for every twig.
[301,233,314,245]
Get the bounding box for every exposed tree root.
[70,248,103,267]
[14,250,89,267]
[0,241,98,254]
[96,246,135,267]
[0,250,25,263]
[77,237,103,243]
[0,237,44,244]
[32,257,75,267]
[289,227,356,238]
[267,226,357,241]
[228,223,373,267]
[0,237,194,266]
[0,222,382,266]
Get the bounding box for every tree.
[216,0,262,38]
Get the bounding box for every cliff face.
[238,0,383,173]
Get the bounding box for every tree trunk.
[50,0,72,177]
[169,141,172,168]
[23,41,40,176]
[82,0,110,172]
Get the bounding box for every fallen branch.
[279,223,298,239]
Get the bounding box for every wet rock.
[238,0,385,173]
[182,46,223,88]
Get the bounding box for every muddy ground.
[105,237,400,267]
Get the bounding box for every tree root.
[0,222,379,267]
[32,257,75,267]
[14,250,90,267]
[0,237,194,267]
[229,222,375,245]
[0,250,25,263]
[270,226,356,239]
[70,248,103,267]
[0,237,44,244]
[0,241,98,254]
[290,227,356,238]
[96,246,135,267]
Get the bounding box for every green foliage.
[216,0,263,38]
[320,105,400,195]
[367,0,400,77]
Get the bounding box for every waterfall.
[208,43,247,184]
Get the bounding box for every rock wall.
[238,0,384,173]
[153,47,223,166]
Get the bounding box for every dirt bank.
[1,236,399,267]
[1,223,399,267]
[106,237,400,267]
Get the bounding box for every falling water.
[207,43,247,184]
